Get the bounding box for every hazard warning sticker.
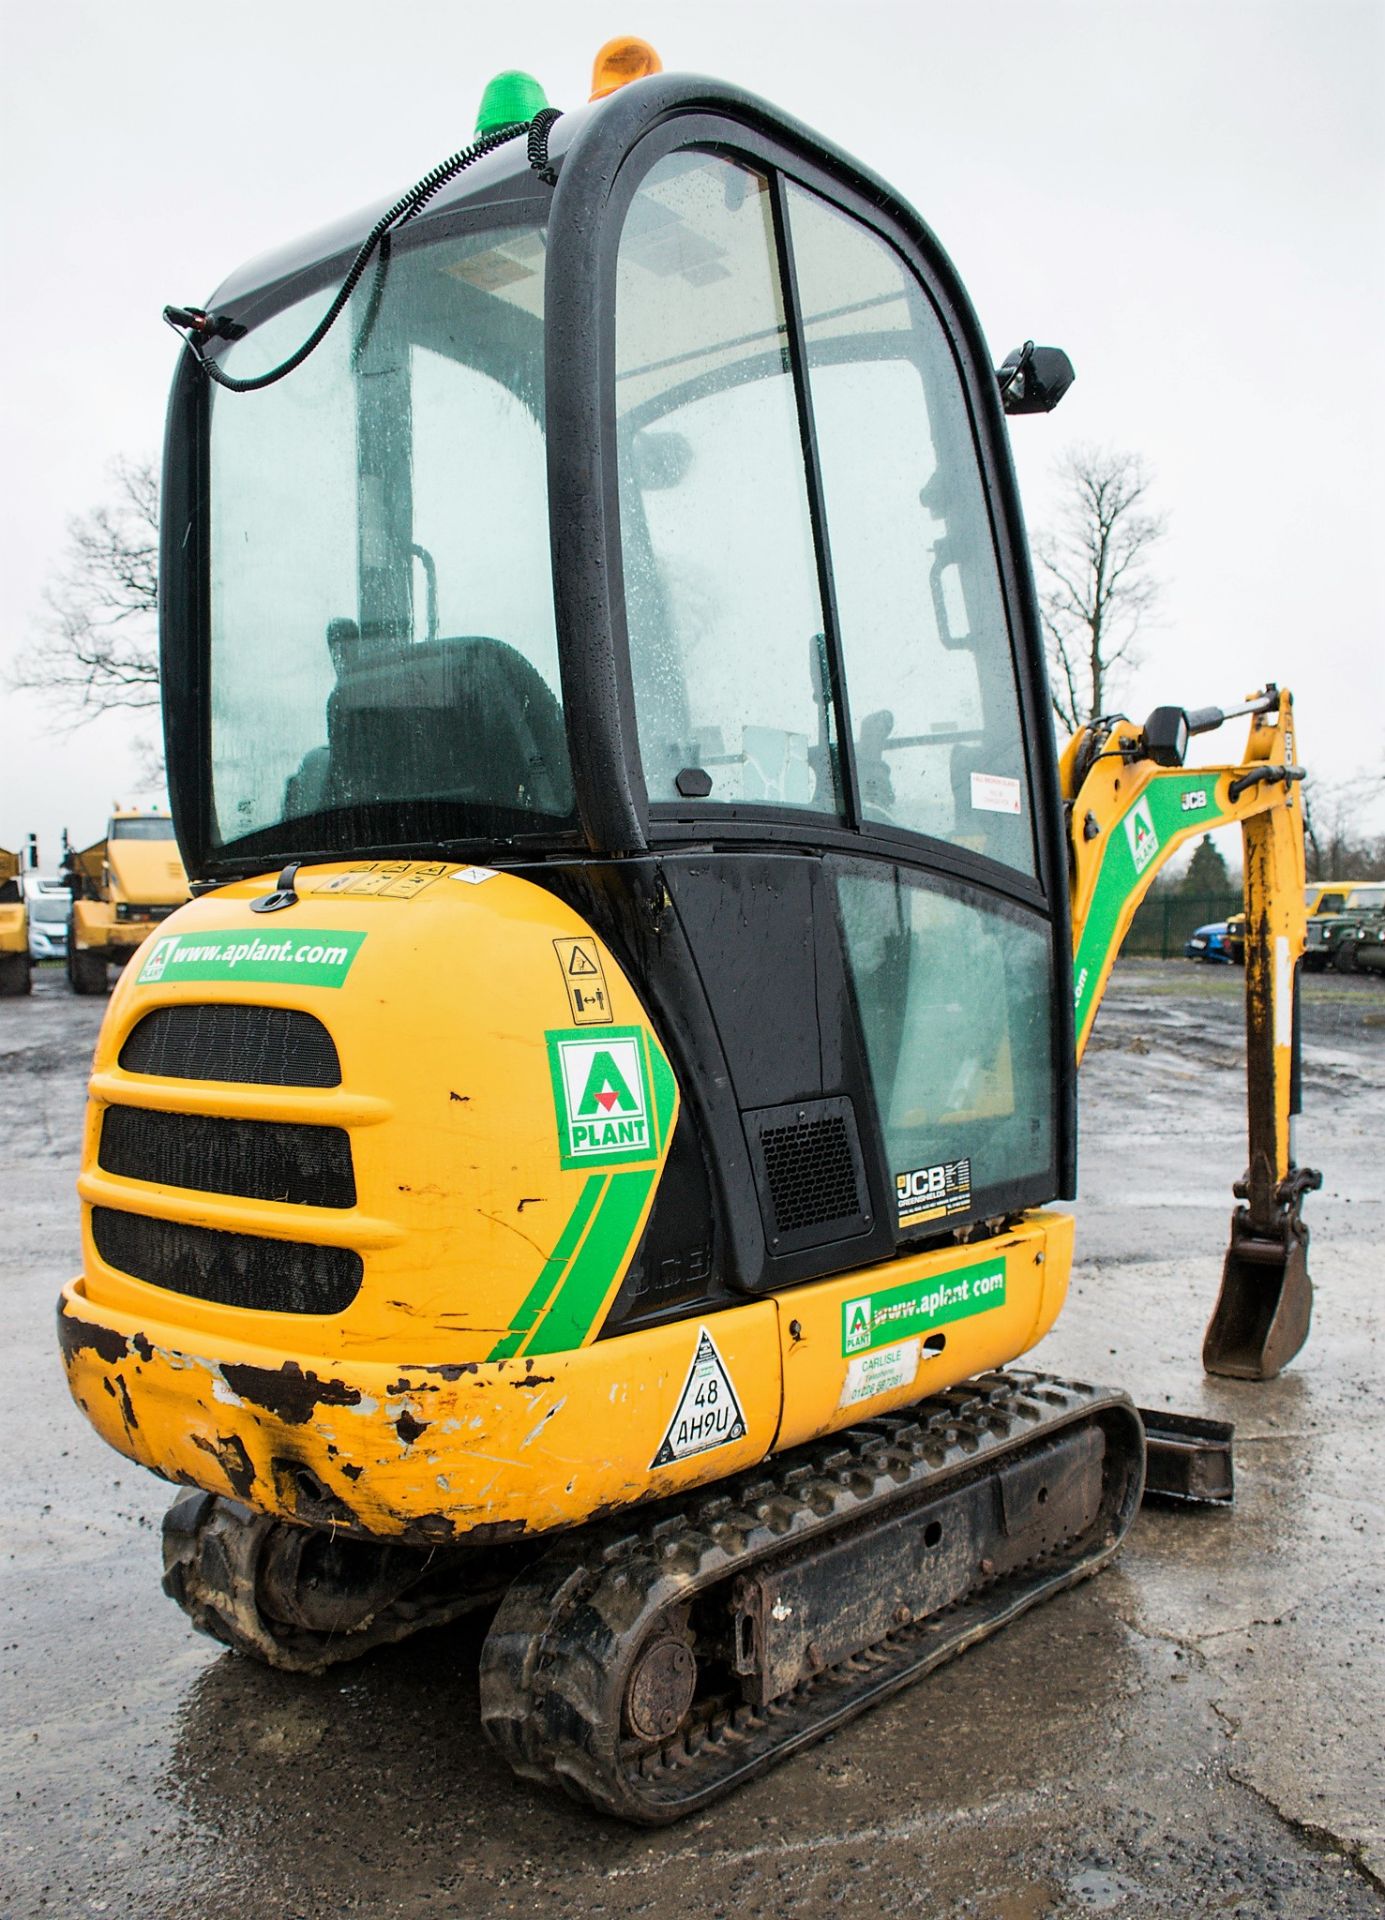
[553,936,613,1025]
[969,771,1022,816]
[311,861,450,900]
[651,1327,747,1468]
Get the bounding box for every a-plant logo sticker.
[841,1257,1008,1355]
[138,929,366,988]
[844,1296,873,1354]
[547,1026,659,1168]
[1124,796,1160,875]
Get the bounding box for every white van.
[23,875,71,962]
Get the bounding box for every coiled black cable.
[165,112,559,394]
[526,107,563,186]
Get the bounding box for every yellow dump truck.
[62,811,190,995]
[0,847,31,997]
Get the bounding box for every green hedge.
[1123,890,1243,958]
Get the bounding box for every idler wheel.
[624,1627,697,1743]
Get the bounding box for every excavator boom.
[1063,687,1317,1376]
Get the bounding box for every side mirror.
[998,343,1075,415]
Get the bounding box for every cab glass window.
[108,818,176,841]
[615,153,840,815]
[787,186,1036,874]
[207,223,573,854]
[836,861,1054,1210]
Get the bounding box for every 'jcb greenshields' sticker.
[547,1026,661,1168]
[138,929,366,988]
[842,1256,1007,1355]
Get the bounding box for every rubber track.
[479,1371,1145,1822]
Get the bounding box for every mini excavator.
[58,40,1318,1821]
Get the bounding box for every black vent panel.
[99,1107,355,1209]
[119,1005,341,1087]
[760,1117,859,1230]
[744,1097,871,1253]
[91,1207,362,1316]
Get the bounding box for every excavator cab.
[161,70,1074,1286]
[60,50,1312,1822]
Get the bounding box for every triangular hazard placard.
[651,1328,747,1469]
[568,946,599,976]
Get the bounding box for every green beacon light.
[475,70,549,135]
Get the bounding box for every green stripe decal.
[489,1023,679,1362]
[646,1032,677,1152]
[523,1170,656,1355]
[1074,773,1228,1043]
[486,1175,605,1362]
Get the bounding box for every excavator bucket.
[1203,1212,1313,1380]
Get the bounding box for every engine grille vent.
[99,1107,355,1210]
[744,1097,870,1253]
[91,1207,362,1316]
[760,1117,859,1230]
[118,1005,341,1087]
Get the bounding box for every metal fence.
[1123,890,1243,959]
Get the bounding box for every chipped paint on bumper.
[56,1211,1074,1545]
[58,1277,782,1544]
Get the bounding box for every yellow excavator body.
[59,862,1073,1540]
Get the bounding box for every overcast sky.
[2,0,1381,871]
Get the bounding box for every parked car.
[23,875,70,962]
[1226,879,1376,965]
[1304,881,1358,917]
[1303,883,1385,972]
[1332,921,1385,975]
[1185,921,1232,963]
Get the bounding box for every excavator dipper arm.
[1062,686,1319,1378]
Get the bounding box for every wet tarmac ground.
[2,959,1381,1919]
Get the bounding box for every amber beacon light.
[589,35,663,100]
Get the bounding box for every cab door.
[598,129,1070,1294]
[781,181,1060,1240]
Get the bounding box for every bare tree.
[1301,766,1385,880]
[1034,444,1166,735]
[9,457,160,722]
